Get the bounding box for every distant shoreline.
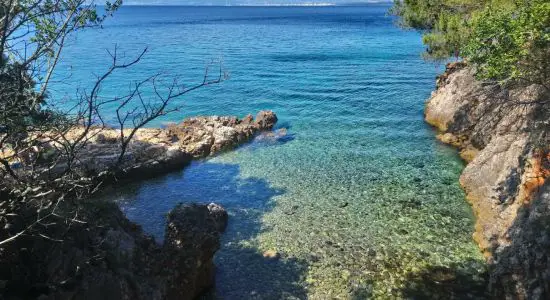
[114,3,392,8]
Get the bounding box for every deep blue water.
[52,5,485,298]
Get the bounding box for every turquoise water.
[53,5,486,299]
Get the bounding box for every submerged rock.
[262,250,281,260]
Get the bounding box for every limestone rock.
[262,250,281,260]
[29,111,278,181]
[425,62,549,298]
[254,110,278,130]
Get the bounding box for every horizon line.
[117,3,392,7]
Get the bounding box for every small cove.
[55,5,487,298]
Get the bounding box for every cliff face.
[425,63,550,298]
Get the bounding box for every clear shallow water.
[53,5,486,299]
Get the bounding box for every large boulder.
[162,203,228,300]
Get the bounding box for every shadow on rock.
[98,162,308,298]
[489,181,550,299]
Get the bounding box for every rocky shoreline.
[43,110,278,181]
[0,111,278,299]
[425,63,549,298]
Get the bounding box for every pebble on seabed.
[263,250,281,260]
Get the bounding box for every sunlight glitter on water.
[64,5,486,299]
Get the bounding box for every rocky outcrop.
[162,203,228,300]
[490,181,550,299]
[164,111,276,158]
[5,111,277,180]
[0,201,228,300]
[0,111,275,300]
[425,63,549,298]
[80,110,277,178]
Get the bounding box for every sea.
[50,5,487,299]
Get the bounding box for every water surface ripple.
[55,5,486,299]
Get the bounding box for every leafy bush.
[392,0,550,86]
[464,1,550,85]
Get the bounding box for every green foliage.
[0,0,121,147]
[391,0,484,59]
[0,0,122,195]
[392,0,550,86]
[0,63,42,135]
[464,0,550,84]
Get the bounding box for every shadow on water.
[398,260,489,300]
[347,260,489,300]
[208,247,308,299]
[107,161,308,299]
